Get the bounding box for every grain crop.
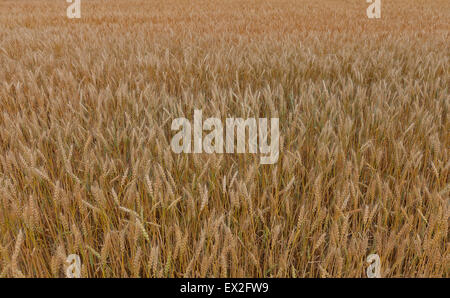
[0,0,448,277]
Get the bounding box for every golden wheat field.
[0,0,448,278]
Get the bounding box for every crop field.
[0,0,448,277]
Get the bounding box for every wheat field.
[0,0,448,278]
